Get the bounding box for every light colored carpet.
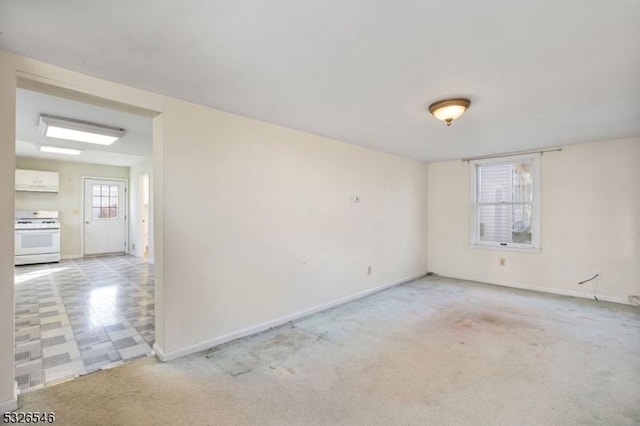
[18,277,640,425]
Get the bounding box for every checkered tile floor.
[14,255,155,392]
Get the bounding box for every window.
[92,184,119,219]
[471,154,540,249]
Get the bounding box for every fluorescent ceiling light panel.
[39,114,125,145]
[40,145,82,156]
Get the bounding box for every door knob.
[85,221,90,224]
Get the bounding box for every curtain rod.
[462,147,563,162]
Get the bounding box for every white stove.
[15,210,61,265]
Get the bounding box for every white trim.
[468,244,541,254]
[0,382,18,412]
[154,271,427,362]
[472,241,538,251]
[81,176,129,256]
[435,273,630,305]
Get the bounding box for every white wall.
[129,158,153,261]
[427,138,640,303]
[159,97,429,355]
[0,49,429,406]
[15,157,130,258]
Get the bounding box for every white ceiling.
[1,1,639,161]
[15,88,152,167]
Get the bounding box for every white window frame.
[470,153,541,251]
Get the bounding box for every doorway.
[11,84,158,393]
[83,178,128,256]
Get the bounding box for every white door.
[84,178,127,255]
[140,174,150,255]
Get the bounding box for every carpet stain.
[229,366,252,377]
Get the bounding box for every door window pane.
[91,184,120,219]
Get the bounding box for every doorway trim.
[80,176,129,257]
[1,53,165,411]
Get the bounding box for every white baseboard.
[434,273,631,305]
[154,271,427,362]
[126,250,153,263]
[152,343,165,361]
[0,382,18,412]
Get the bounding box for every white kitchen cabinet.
[15,169,59,192]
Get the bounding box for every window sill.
[469,244,541,254]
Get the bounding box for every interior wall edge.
[0,54,17,406]
[8,52,166,115]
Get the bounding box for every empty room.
[0,1,638,425]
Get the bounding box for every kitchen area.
[12,87,156,392]
[14,157,131,262]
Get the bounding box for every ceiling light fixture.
[39,114,125,145]
[40,145,82,156]
[428,98,471,127]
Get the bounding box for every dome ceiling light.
[428,98,471,127]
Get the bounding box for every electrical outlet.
[367,266,372,275]
[499,258,506,266]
